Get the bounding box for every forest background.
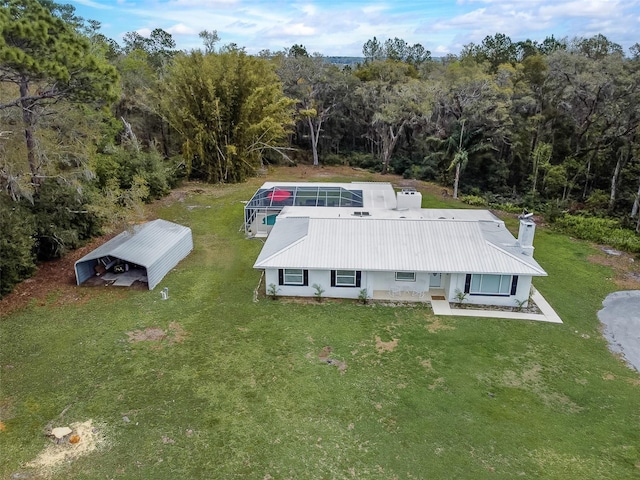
[1,0,640,298]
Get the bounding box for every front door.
[430,273,442,288]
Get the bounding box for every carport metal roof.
[75,219,191,268]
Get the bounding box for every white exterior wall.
[264,269,364,299]
[446,273,533,307]
[265,268,534,306]
[366,271,430,293]
[266,269,440,300]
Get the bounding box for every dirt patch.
[127,326,166,342]
[588,248,640,290]
[425,317,455,333]
[22,419,105,477]
[375,336,398,353]
[126,322,188,345]
[419,357,434,372]
[502,363,583,413]
[317,346,347,374]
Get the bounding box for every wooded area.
[1,0,639,297]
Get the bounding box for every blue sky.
[70,0,640,56]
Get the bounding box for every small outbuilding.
[74,219,193,290]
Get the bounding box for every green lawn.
[1,172,639,479]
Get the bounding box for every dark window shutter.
[510,276,518,295]
[278,269,284,285]
[355,271,361,288]
[464,274,471,294]
[331,270,336,287]
[303,270,309,286]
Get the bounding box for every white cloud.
[166,23,198,35]
[540,0,624,17]
[73,0,640,57]
[281,23,316,36]
[73,0,112,9]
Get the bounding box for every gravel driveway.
[598,290,640,372]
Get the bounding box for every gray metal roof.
[75,219,192,268]
[254,216,547,276]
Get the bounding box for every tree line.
[1,0,639,297]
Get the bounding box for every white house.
[250,182,547,308]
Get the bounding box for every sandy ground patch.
[588,248,640,290]
[425,317,455,333]
[126,321,188,345]
[375,336,398,353]
[317,346,347,374]
[22,419,105,477]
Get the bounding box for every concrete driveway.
[598,290,640,372]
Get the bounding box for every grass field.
[1,167,639,479]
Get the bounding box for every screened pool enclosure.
[244,184,364,236]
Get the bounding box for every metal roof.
[254,216,547,276]
[276,206,502,221]
[75,219,192,268]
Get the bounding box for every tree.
[356,66,431,174]
[0,0,117,185]
[158,50,295,182]
[544,39,639,201]
[122,28,177,70]
[0,193,35,297]
[199,29,220,54]
[362,37,384,63]
[461,33,517,72]
[278,50,351,166]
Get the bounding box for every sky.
[69,0,640,56]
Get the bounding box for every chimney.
[396,188,422,209]
[517,216,536,256]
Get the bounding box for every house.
[74,219,193,290]
[250,182,547,308]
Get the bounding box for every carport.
[74,219,193,290]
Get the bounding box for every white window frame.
[283,268,304,285]
[395,271,416,282]
[335,270,356,287]
[470,274,511,296]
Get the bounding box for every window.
[465,274,513,296]
[395,271,416,282]
[331,270,361,288]
[279,269,308,286]
[336,270,356,286]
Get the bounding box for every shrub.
[322,154,348,166]
[95,146,174,202]
[555,214,640,253]
[0,195,36,298]
[267,283,280,300]
[460,195,488,206]
[329,152,379,171]
[31,178,104,260]
[312,283,325,302]
[358,288,369,304]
